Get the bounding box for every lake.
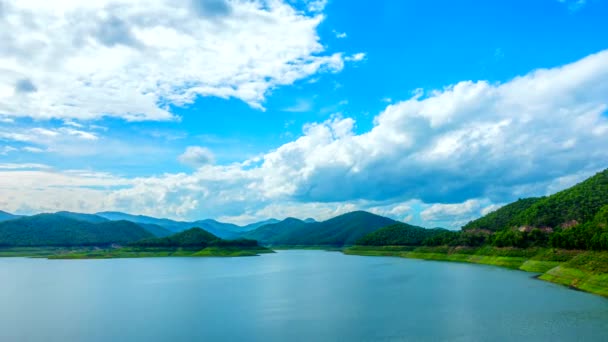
[0,250,607,341]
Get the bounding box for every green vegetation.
[355,223,447,246]
[349,169,608,297]
[244,211,397,246]
[345,246,608,297]
[0,247,90,257]
[463,198,542,231]
[49,228,273,259]
[0,214,154,246]
[0,210,21,222]
[49,246,273,259]
[96,211,260,239]
[463,169,608,232]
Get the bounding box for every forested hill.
[96,211,275,239]
[244,211,397,246]
[131,228,260,248]
[0,214,154,246]
[463,198,543,231]
[0,210,20,222]
[356,223,448,246]
[463,169,608,231]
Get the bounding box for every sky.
[1,0,607,228]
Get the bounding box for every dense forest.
[244,211,397,246]
[462,198,542,231]
[355,169,608,251]
[0,214,154,246]
[131,227,260,249]
[355,223,447,246]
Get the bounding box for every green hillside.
[510,169,608,228]
[463,198,542,231]
[55,211,171,237]
[96,211,273,239]
[135,223,173,237]
[0,210,20,222]
[245,211,397,246]
[464,169,608,231]
[55,211,109,223]
[132,227,221,248]
[0,214,154,246]
[356,223,448,246]
[243,218,311,243]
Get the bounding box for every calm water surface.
[0,250,607,341]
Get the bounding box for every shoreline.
[343,246,608,298]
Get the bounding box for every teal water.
[0,250,607,341]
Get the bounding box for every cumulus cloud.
[333,30,347,39]
[345,53,366,62]
[178,146,215,167]
[0,0,359,121]
[2,51,608,226]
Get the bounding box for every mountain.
[189,219,242,239]
[462,198,543,231]
[241,218,280,231]
[464,169,608,231]
[131,227,260,249]
[55,211,171,237]
[55,211,109,223]
[244,211,397,246]
[96,212,190,232]
[304,218,317,223]
[132,227,220,248]
[96,211,276,239]
[356,223,448,246]
[0,214,154,246]
[243,218,310,243]
[0,210,20,222]
[135,223,173,237]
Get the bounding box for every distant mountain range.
[0,210,21,222]
[243,211,398,246]
[0,214,154,246]
[0,209,411,248]
[95,211,274,239]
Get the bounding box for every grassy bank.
[0,247,100,258]
[344,246,608,298]
[47,246,274,259]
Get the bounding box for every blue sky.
[1,0,607,228]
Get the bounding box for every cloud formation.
[0,0,357,121]
[179,146,215,167]
[2,50,608,227]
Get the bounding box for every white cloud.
[282,99,313,112]
[2,50,608,226]
[178,146,215,167]
[22,146,46,153]
[345,52,366,62]
[0,0,356,121]
[421,200,482,222]
[333,30,347,39]
[305,0,328,12]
